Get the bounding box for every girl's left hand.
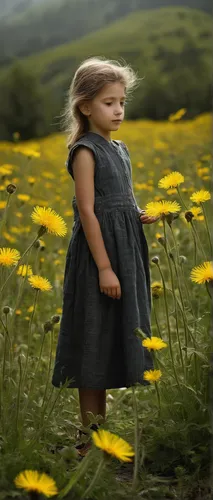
[139,211,161,224]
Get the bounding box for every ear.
[79,102,91,117]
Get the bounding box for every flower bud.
[179,255,187,265]
[157,236,166,248]
[6,183,17,194]
[43,320,53,333]
[2,306,10,315]
[185,211,194,222]
[151,256,159,264]
[51,315,60,324]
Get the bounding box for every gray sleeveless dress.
[52,131,153,389]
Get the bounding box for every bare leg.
[98,389,106,422]
[78,388,106,427]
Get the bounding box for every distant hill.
[0,0,49,20]
[0,0,211,64]
[0,6,211,139]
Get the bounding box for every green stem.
[81,454,105,499]
[190,220,207,260]
[153,302,162,338]
[58,448,94,499]
[40,328,53,409]
[201,202,212,257]
[155,382,161,416]
[22,330,46,419]
[177,186,188,211]
[21,289,39,389]
[14,355,23,443]
[131,386,139,491]
[163,219,185,377]
[0,193,12,234]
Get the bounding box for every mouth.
[112,120,122,123]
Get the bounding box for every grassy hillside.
[0,6,211,139]
[0,0,211,63]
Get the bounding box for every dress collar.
[83,131,114,145]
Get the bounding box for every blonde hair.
[60,56,141,149]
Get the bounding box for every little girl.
[52,56,159,457]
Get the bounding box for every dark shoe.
[75,423,100,458]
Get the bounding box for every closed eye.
[105,102,126,106]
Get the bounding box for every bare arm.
[72,147,111,272]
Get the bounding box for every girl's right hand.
[99,267,121,299]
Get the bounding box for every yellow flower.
[2,231,17,243]
[168,108,186,122]
[151,281,163,298]
[188,206,204,221]
[145,200,181,217]
[190,189,211,204]
[143,369,162,383]
[142,336,167,351]
[137,161,144,168]
[15,309,22,315]
[28,275,52,292]
[64,210,74,216]
[31,206,67,237]
[14,469,58,497]
[56,307,62,314]
[13,146,40,158]
[27,305,34,313]
[17,264,33,277]
[42,171,56,179]
[0,166,12,176]
[0,247,20,266]
[190,261,213,284]
[27,176,36,185]
[0,201,6,209]
[17,194,30,202]
[92,429,135,463]
[158,171,184,190]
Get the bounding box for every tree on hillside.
[0,61,49,140]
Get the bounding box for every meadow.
[0,110,212,499]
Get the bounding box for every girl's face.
[81,81,126,138]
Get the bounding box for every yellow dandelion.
[2,231,17,243]
[17,264,33,277]
[17,194,30,202]
[0,247,20,266]
[145,200,181,218]
[28,275,52,292]
[13,146,40,158]
[57,249,65,255]
[168,108,186,122]
[56,307,62,314]
[0,166,12,176]
[188,206,204,221]
[14,469,58,497]
[0,201,6,209]
[151,281,163,298]
[42,171,56,179]
[15,310,22,315]
[142,336,167,351]
[27,176,36,185]
[92,429,135,463]
[158,171,184,190]
[190,261,213,284]
[64,210,74,216]
[31,206,67,237]
[143,369,162,383]
[190,189,211,204]
[27,305,34,313]
[137,161,144,168]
